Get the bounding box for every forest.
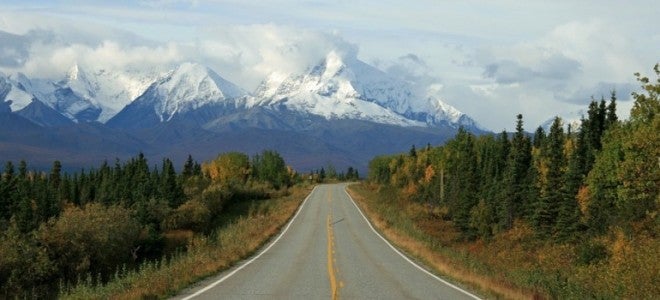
[364,65,658,298]
[0,149,298,298]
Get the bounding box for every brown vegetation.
[60,186,311,299]
[349,183,660,299]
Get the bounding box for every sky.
[0,0,658,131]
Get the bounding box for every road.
[175,183,480,300]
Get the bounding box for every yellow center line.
[326,190,339,300]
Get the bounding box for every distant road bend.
[175,183,481,300]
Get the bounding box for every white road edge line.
[343,186,482,300]
[181,186,319,300]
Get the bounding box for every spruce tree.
[555,141,583,241]
[533,126,546,148]
[160,158,184,208]
[446,129,479,236]
[183,154,195,178]
[500,114,532,229]
[0,161,16,221]
[534,117,565,237]
[606,90,618,128]
[409,144,417,158]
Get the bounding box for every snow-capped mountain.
[0,65,161,124]
[2,55,486,172]
[107,62,247,128]
[540,110,584,132]
[3,53,481,132]
[251,51,481,130]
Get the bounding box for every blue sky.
[1,0,658,130]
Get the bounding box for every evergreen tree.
[500,114,532,229]
[0,161,16,221]
[606,90,618,128]
[534,117,565,237]
[409,144,417,158]
[319,167,326,182]
[446,128,479,235]
[182,154,195,178]
[555,140,583,241]
[160,158,184,208]
[533,126,546,148]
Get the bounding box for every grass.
[59,185,312,300]
[347,183,532,299]
[348,183,660,299]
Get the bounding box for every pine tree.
[500,114,532,229]
[533,126,546,148]
[160,158,184,208]
[555,141,583,241]
[409,144,417,158]
[319,167,326,182]
[0,161,16,221]
[446,128,479,235]
[534,117,565,237]
[606,90,618,128]
[182,154,195,178]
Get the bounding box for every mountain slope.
[251,51,481,130]
[2,57,485,172]
[1,66,161,123]
[15,99,74,127]
[107,63,247,129]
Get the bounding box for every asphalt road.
[174,183,480,300]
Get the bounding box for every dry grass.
[348,183,660,299]
[347,183,536,300]
[61,186,311,300]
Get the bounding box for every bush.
[38,203,141,279]
[576,240,609,265]
[162,200,211,232]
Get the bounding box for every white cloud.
[0,2,657,131]
[457,19,653,129]
[197,24,358,89]
[0,17,358,91]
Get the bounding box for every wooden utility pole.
[440,167,444,202]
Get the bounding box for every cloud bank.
[0,3,657,131]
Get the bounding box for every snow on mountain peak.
[67,64,80,81]
[4,56,483,131]
[252,51,480,129]
[540,110,584,132]
[147,62,246,121]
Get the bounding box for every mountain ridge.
[1,53,486,172]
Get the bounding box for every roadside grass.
[347,183,531,299]
[59,185,312,300]
[348,183,660,299]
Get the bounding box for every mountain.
[107,63,246,129]
[2,56,486,172]
[539,110,584,132]
[0,66,161,124]
[251,51,482,131]
[15,99,74,127]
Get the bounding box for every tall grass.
[348,183,660,299]
[348,183,531,299]
[60,186,311,300]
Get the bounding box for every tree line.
[0,150,294,298]
[368,64,659,242]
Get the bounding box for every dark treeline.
[0,153,200,234]
[368,65,659,242]
[0,150,294,298]
[309,164,360,183]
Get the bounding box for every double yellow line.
[326,190,339,300]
